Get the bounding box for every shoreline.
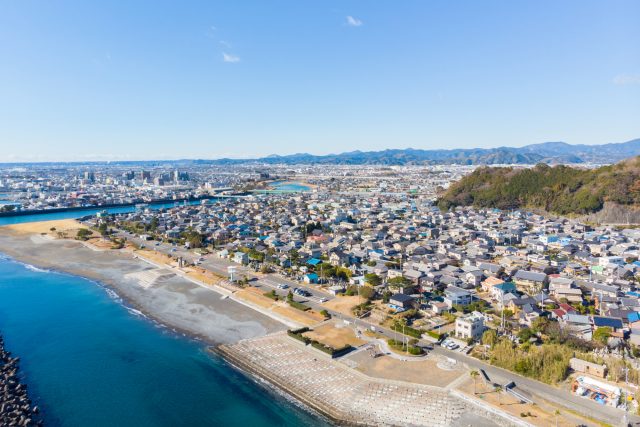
[0,251,221,348]
[212,344,347,426]
[0,224,516,426]
[0,229,285,346]
[0,229,342,424]
[214,348,335,426]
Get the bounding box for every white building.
[598,256,624,267]
[455,311,485,340]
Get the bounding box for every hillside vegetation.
[438,157,640,215]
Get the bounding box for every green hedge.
[287,328,311,344]
[426,330,443,340]
[288,300,310,311]
[287,327,353,357]
[311,341,353,357]
[264,291,279,301]
[391,324,423,339]
[387,339,424,355]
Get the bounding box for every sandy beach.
[0,221,595,427]
[0,223,285,345]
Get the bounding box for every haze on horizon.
[0,0,639,162]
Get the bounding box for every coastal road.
[113,231,333,305]
[111,229,636,426]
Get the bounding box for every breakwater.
[0,335,41,426]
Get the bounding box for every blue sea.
[0,255,328,426]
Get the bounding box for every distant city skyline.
[1,0,639,162]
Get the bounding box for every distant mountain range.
[201,138,640,166]
[2,138,639,167]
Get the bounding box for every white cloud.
[613,74,640,85]
[222,52,240,63]
[205,25,217,39]
[346,16,363,27]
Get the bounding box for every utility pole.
[402,323,407,354]
[501,291,505,333]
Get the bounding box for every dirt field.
[271,305,325,327]
[303,321,365,348]
[348,351,465,388]
[322,295,362,316]
[235,287,277,309]
[185,267,224,287]
[234,287,326,327]
[134,249,179,267]
[459,379,600,427]
[86,237,119,249]
[1,219,86,237]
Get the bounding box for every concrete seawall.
[215,333,522,427]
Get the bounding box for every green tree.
[149,216,159,230]
[482,329,498,348]
[76,228,92,240]
[501,309,514,319]
[98,222,108,236]
[517,328,534,343]
[364,273,381,286]
[470,370,479,394]
[593,327,612,345]
[495,385,503,405]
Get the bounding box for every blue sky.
[0,1,639,162]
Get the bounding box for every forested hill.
[437,157,640,215]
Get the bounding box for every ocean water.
[0,255,328,427]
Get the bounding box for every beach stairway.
[125,268,174,289]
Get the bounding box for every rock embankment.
[0,336,42,426]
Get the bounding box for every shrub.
[427,330,443,340]
[76,228,92,240]
[408,346,424,355]
[391,323,423,338]
[287,328,311,344]
[264,290,279,301]
[288,300,310,311]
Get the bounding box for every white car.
[319,297,328,303]
[277,284,289,290]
